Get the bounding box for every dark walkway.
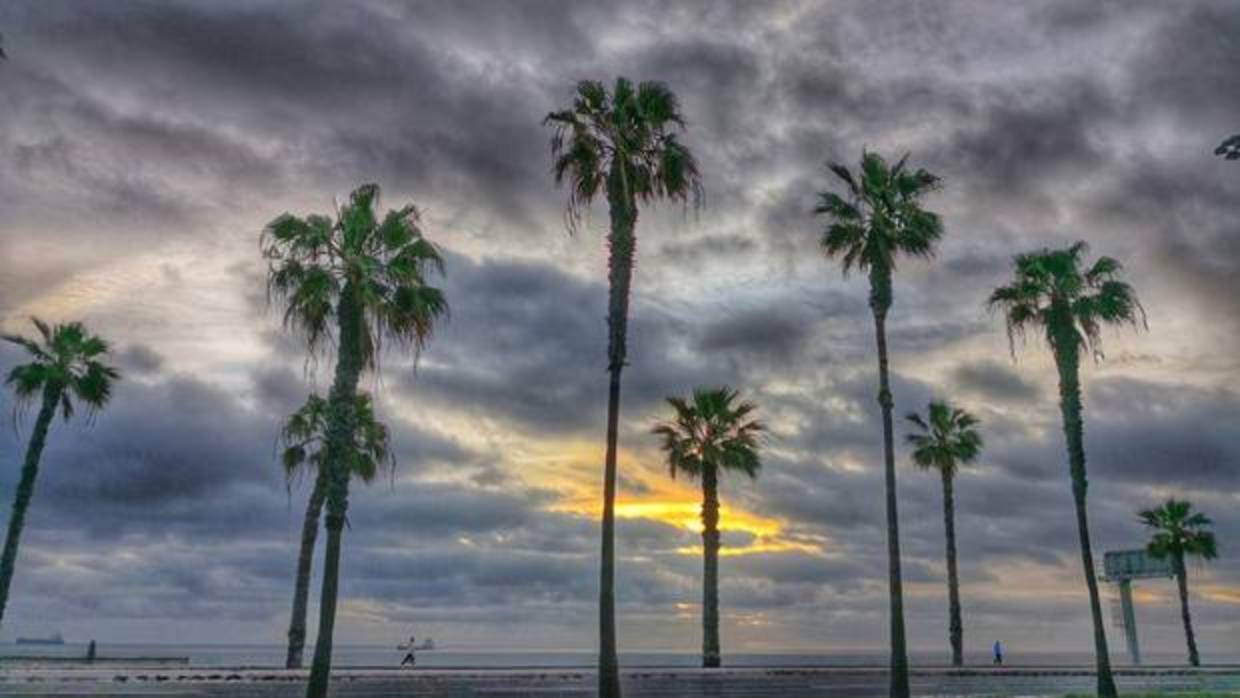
[4,665,1240,697]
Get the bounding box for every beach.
[4,665,1240,697]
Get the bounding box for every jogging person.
[399,635,417,667]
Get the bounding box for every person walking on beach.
[399,635,417,667]
[993,640,1004,666]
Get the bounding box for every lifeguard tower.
[1101,549,1175,665]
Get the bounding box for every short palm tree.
[0,318,119,627]
[1139,499,1217,667]
[546,76,702,698]
[989,241,1144,698]
[281,391,391,669]
[814,151,942,698]
[652,387,763,669]
[1216,134,1240,160]
[905,401,982,667]
[262,183,447,698]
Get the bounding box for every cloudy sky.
[0,0,1237,661]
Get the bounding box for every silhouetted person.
[399,636,417,667]
[86,640,96,662]
[992,640,1003,666]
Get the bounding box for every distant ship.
[16,633,64,646]
[414,638,435,651]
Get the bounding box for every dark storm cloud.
[657,233,757,268]
[934,78,1115,203]
[0,0,569,266]
[0,369,633,630]
[1095,152,1240,333]
[1084,377,1240,486]
[8,376,289,541]
[951,360,1041,403]
[695,303,814,364]
[250,364,308,414]
[1127,3,1240,126]
[114,344,164,376]
[405,253,733,434]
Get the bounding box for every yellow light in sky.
[1201,586,1240,605]
[537,445,825,558]
[552,493,821,557]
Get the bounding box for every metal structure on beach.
[1101,549,1175,665]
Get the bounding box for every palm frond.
[546,76,703,232]
[815,152,943,277]
[1139,498,1218,563]
[263,185,448,371]
[991,243,1143,363]
[905,400,982,477]
[1216,134,1240,160]
[3,318,118,424]
[652,386,765,483]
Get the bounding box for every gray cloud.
[0,0,1237,656]
[952,360,1041,404]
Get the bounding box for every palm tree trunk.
[598,169,636,698]
[286,469,328,669]
[0,383,60,628]
[941,470,963,667]
[1175,553,1200,666]
[1052,338,1118,698]
[701,467,721,669]
[305,286,365,698]
[868,266,909,698]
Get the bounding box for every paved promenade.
[3,665,1239,697]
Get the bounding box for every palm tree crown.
[1140,497,1216,667]
[1140,499,1218,564]
[546,77,703,229]
[0,317,118,630]
[4,318,119,421]
[280,392,392,487]
[815,151,943,295]
[653,387,764,481]
[262,183,448,367]
[653,386,763,670]
[905,401,983,479]
[987,241,1145,359]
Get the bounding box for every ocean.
[0,643,1198,669]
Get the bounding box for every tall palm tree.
[545,77,702,698]
[1216,134,1240,160]
[988,241,1144,698]
[814,151,942,698]
[905,401,982,667]
[281,392,392,669]
[0,318,119,627]
[1139,498,1217,667]
[262,183,447,698]
[651,387,764,669]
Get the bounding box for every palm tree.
[1139,499,1217,667]
[651,387,763,669]
[988,241,1144,698]
[1216,134,1240,160]
[262,183,447,698]
[905,401,982,667]
[0,318,119,627]
[545,77,702,698]
[281,391,392,669]
[814,151,942,698]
